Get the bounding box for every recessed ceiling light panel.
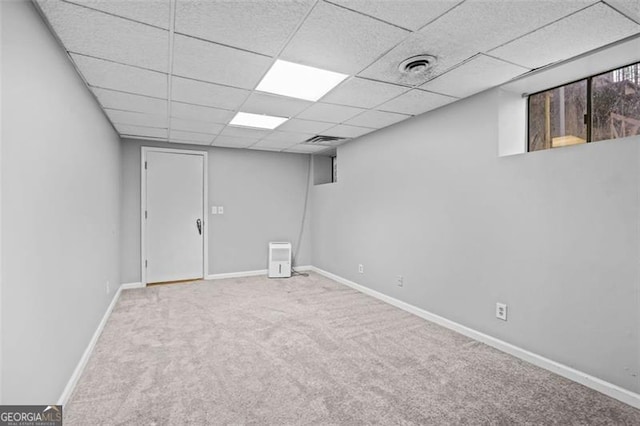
[229,111,288,129]
[256,60,348,101]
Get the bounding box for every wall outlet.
[106,280,110,295]
[496,302,507,321]
[358,264,364,273]
[396,275,403,287]
[218,206,224,215]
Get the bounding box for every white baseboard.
[293,265,312,271]
[121,282,144,289]
[206,269,267,280]
[57,284,124,406]
[309,266,640,409]
[206,265,313,280]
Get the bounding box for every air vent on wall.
[303,135,348,146]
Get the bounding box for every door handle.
[196,218,202,235]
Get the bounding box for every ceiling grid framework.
[209,0,321,151]
[34,0,640,154]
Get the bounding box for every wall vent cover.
[303,135,347,145]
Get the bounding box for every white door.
[145,151,204,283]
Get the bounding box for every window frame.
[527,60,640,152]
[331,155,337,183]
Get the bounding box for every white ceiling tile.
[171,77,249,110]
[38,1,169,72]
[283,144,332,154]
[297,103,366,123]
[330,0,463,31]
[359,0,600,86]
[605,0,640,23]
[72,54,167,98]
[172,34,273,89]
[62,0,171,28]
[421,54,529,98]
[263,131,314,143]
[106,109,167,128]
[276,118,335,134]
[170,118,224,135]
[114,124,167,139]
[242,92,312,117]
[212,135,259,148]
[377,89,457,115]
[322,124,374,138]
[320,77,409,108]
[171,102,234,124]
[280,1,409,74]
[490,3,640,69]
[220,126,271,139]
[358,30,477,86]
[346,110,410,128]
[174,0,314,56]
[419,0,599,54]
[169,130,215,144]
[252,139,300,149]
[92,88,167,115]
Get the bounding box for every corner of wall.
[0,0,4,403]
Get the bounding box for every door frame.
[141,146,209,286]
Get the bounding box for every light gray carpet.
[65,272,640,425]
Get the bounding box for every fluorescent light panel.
[256,60,348,101]
[229,111,288,129]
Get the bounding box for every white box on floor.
[268,242,291,278]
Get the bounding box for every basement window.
[313,152,337,185]
[528,61,640,152]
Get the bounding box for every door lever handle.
[196,218,202,235]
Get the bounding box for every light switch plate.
[211,206,218,215]
[218,206,224,214]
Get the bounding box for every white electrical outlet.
[496,302,507,321]
[218,206,224,215]
[396,275,403,287]
[358,264,364,273]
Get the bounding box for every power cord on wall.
[291,155,311,277]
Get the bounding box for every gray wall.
[311,88,640,393]
[120,139,312,283]
[1,1,121,403]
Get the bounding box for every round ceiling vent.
[399,55,437,75]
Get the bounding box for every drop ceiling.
[35,0,640,154]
